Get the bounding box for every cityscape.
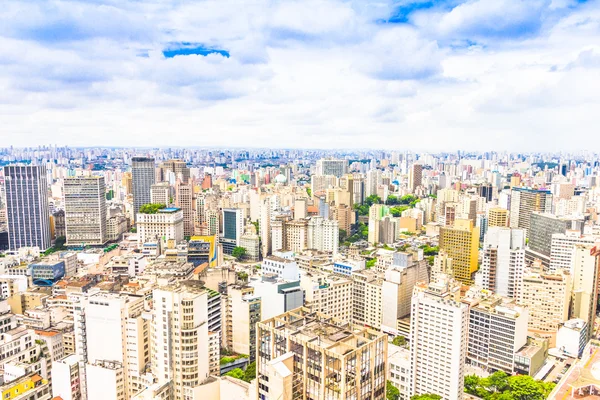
[2,0,600,400]
[0,148,598,400]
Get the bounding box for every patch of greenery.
[411,395,441,400]
[232,246,247,261]
[138,203,166,214]
[392,336,407,347]
[366,258,377,269]
[387,381,400,400]
[464,371,555,400]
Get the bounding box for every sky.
[1,0,599,151]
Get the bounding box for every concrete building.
[152,281,215,400]
[549,232,597,273]
[387,344,411,400]
[352,269,383,330]
[250,275,303,321]
[51,354,81,400]
[300,271,353,323]
[150,182,170,206]
[316,158,348,178]
[439,219,479,284]
[409,280,469,400]
[556,319,587,358]
[408,164,423,192]
[175,181,194,237]
[475,227,526,299]
[509,187,552,234]
[466,295,528,374]
[136,207,184,246]
[262,255,299,280]
[221,285,261,362]
[518,270,571,345]
[131,157,156,222]
[221,208,243,255]
[256,307,387,400]
[4,165,51,251]
[64,176,107,246]
[570,244,600,342]
[487,207,508,228]
[86,360,126,400]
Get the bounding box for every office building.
[4,165,51,251]
[315,158,348,178]
[570,244,600,342]
[487,207,508,228]
[475,227,526,299]
[159,159,190,183]
[439,219,479,284]
[250,275,303,321]
[51,354,82,400]
[175,181,194,237]
[300,272,353,322]
[509,187,552,234]
[409,280,469,400]
[221,208,243,255]
[518,270,571,345]
[549,232,596,273]
[221,285,261,362]
[64,176,107,246]
[132,157,156,222]
[555,319,587,358]
[153,282,214,400]
[150,182,171,206]
[387,344,411,400]
[408,164,422,192]
[136,207,184,245]
[256,307,387,400]
[466,295,528,374]
[30,260,65,286]
[307,216,339,255]
[352,269,384,330]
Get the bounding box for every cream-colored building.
[518,269,571,345]
[300,271,352,323]
[136,207,184,246]
[256,307,387,400]
[570,244,600,342]
[221,285,261,362]
[352,269,383,330]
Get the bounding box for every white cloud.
[0,0,599,151]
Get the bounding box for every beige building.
[285,220,308,253]
[300,271,353,323]
[150,182,171,206]
[256,307,387,400]
[439,219,479,284]
[221,285,261,362]
[488,207,508,228]
[175,181,194,237]
[136,207,184,246]
[64,176,107,246]
[352,270,383,330]
[518,269,572,345]
[570,244,600,342]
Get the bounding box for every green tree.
[411,395,442,400]
[353,203,369,216]
[339,229,347,243]
[225,368,245,380]
[392,336,406,347]
[306,187,312,197]
[139,203,167,214]
[390,205,409,217]
[232,246,247,261]
[386,381,400,400]
[464,374,480,394]
[487,371,509,393]
[55,236,67,249]
[243,361,256,382]
[366,258,377,269]
[507,375,547,400]
[130,227,137,233]
[385,195,399,205]
[365,195,382,207]
[237,271,249,283]
[400,195,417,204]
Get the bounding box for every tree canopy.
[138,203,166,214]
[387,381,400,400]
[411,394,442,400]
[464,372,555,400]
[232,246,247,261]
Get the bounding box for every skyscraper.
[131,157,155,222]
[408,164,423,193]
[509,187,552,234]
[64,176,107,246]
[221,208,243,255]
[315,158,348,178]
[439,219,479,284]
[175,181,194,237]
[409,280,469,399]
[4,165,51,251]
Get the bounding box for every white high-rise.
[409,280,469,400]
[307,216,339,255]
[64,176,107,246]
[4,165,51,251]
[549,232,597,273]
[315,158,348,178]
[476,227,526,299]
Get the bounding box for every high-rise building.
[221,208,243,255]
[526,212,582,267]
[439,219,479,284]
[136,207,184,245]
[487,207,508,228]
[307,216,339,255]
[221,285,261,362]
[475,227,526,299]
[409,280,469,400]
[570,244,600,342]
[466,295,528,374]
[518,269,571,345]
[175,181,194,237]
[408,164,423,192]
[132,157,156,223]
[509,187,552,234]
[352,269,384,330]
[4,165,51,251]
[315,158,348,178]
[159,159,190,183]
[64,176,107,246]
[52,354,82,400]
[549,232,596,273]
[150,182,171,206]
[153,281,215,400]
[256,307,387,400]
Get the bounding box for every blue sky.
[1,0,599,151]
